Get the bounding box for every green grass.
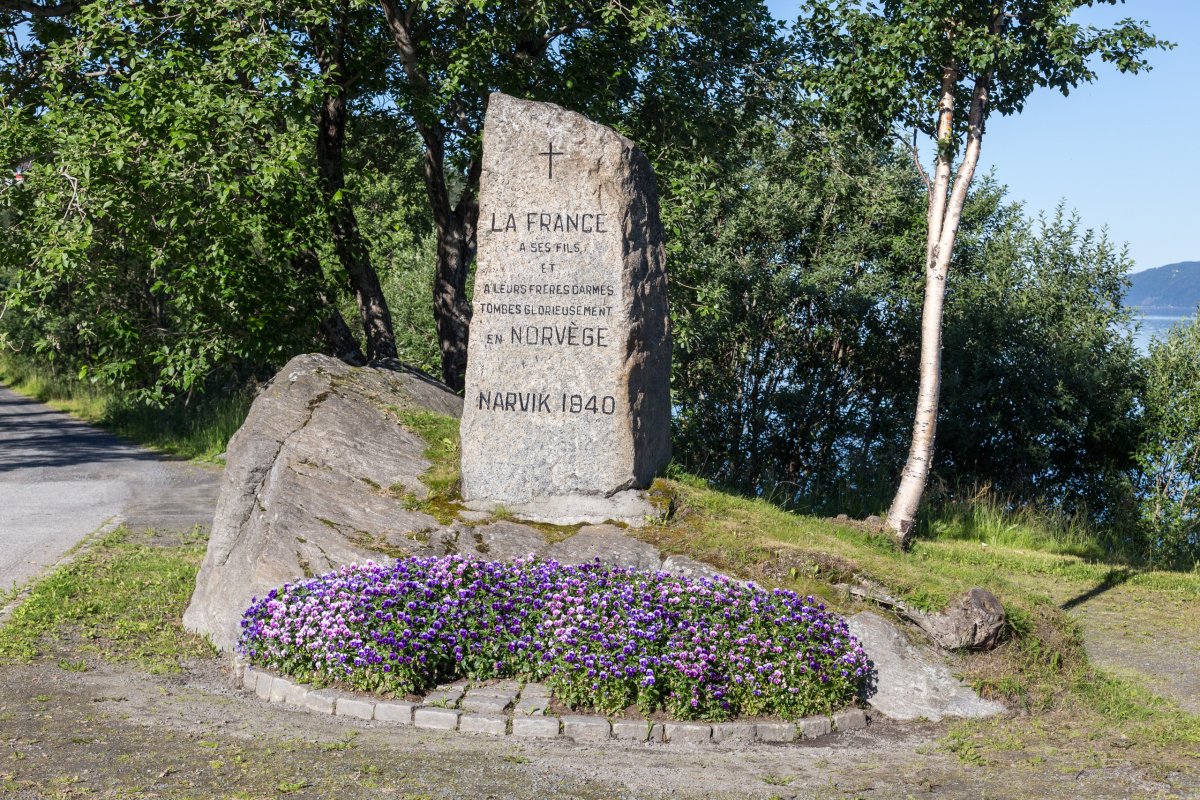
[389,408,463,524]
[918,485,1106,561]
[0,356,249,462]
[0,527,214,673]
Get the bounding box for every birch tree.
[797,0,1168,546]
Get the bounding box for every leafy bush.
[1136,316,1200,569]
[239,556,870,721]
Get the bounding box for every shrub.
[239,556,870,721]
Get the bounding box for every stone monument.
[459,93,671,524]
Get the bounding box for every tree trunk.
[311,10,398,364]
[886,70,991,547]
[377,0,480,391]
[315,90,398,363]
[292,249,366,365]
[423,147,480,392]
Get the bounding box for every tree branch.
[0,0,81,17]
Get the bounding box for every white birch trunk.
[886,71,991,546]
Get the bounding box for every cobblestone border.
[233,658,869,746]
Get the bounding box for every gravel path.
[1069,582,1200,714]
[0,653,1191,800]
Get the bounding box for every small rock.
[661,554,725,581]
[413,707,461,731]
[611,720,662,742]
[797,717,831,739]
[833,708,868,731]
[374,701,416,724]
[562,715,611,741]
[754,722,797,743]
[303,690,336,715]
[664,722,711,744]
[711,722,756,744]
[335,697,374,720]
[915,588,1006,651]
[459,714,508,735]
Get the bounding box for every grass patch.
[389,408,462,524]
[919,485,1106,561]
[0,527,214,673]
[631,474,1200,731]
[0,356,249,461]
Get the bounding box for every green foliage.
[795,0,1171,147]
[391,407,462,507]
[0,1,332,403]
[668,120,1141,524]
[0,354,249,460]
[668,123,923,514]
[0,527,213,672]
[1135,316,1200,569]
[937,196,1143,520]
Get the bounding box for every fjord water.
[1132,313,1193,353]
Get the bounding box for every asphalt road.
[0,385,221,592]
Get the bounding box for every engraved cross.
[538,141,564,179]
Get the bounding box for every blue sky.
[767,0,1197,273]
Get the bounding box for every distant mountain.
[1127,261,1200,314]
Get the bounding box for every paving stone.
[426,684,467,707]
[512,716,560,738]
[611,720,662,742]
[798,716,832,739]
[231,659,245,686]
[413,707,462,731]
[374,701,416,724]
[711,722,756,744]
[254,671,273,701]
[664,722,711,744]
[459,714,509,736]
[462,694,512,714]
[562,715,611,741]
[241,665,259,692]
[335,697,374,720]
[271,678,307,705]
[268,676,291,703]
[754,722,797,743]
[490,680,523,694]
[514,698,548,716]
[833,708,868,731]
[303,690,336,715]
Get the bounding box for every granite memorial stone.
[460,93,671,517]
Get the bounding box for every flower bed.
[239,556,871,721]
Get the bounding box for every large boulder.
[183,354,463,652]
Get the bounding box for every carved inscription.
[470,139,618,413]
